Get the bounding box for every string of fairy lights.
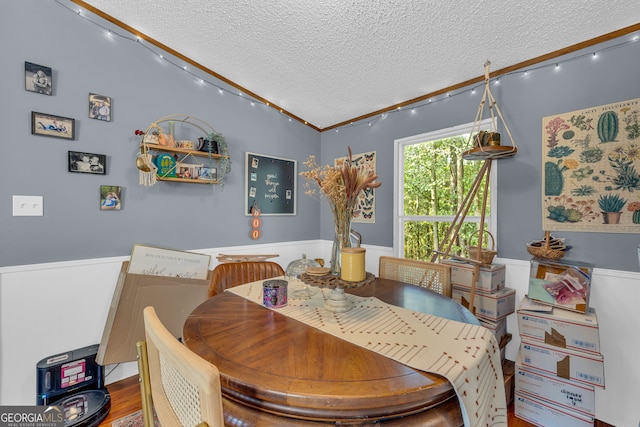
[56,1,639,132]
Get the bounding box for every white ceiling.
[78,0,640,130]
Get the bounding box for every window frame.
[393,119,497,258]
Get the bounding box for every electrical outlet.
[13,195,43,216]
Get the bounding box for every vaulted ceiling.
[74,0,640,130]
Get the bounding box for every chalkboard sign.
[245,152,296,216]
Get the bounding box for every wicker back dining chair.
[378,256,452,297]
[137,306,224,427]
[207,261,285,297]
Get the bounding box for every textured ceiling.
[77,0,640,130]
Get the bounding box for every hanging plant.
[206,131,231,186]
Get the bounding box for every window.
[393,120,496,260]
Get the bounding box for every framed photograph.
[100,185,122,211]
[198,166,217,181]
[89,93,111,122]
[31,111,75,140]
[69,151,106,175]
[25,61,52,95]
[176,163,202,179]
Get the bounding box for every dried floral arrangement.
[300,146,381,246]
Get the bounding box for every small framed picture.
[32,112,75,140]
[100,185,121,210]
[89,93,111,122]
[199,167,217,181]
[176,163,202,179]
[25,62,52,95]
[69,151,106,175]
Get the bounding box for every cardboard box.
[441,259,505,291]
[519,341,604,388]
[503,359,515,406]
[451,286,516,321]
[97,262,211,365]
[479,316,507,345]
[517,297,600,354]
[514,391,595,427]
[528,259,593,314]
[515,351,595,416]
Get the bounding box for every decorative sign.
[542,97,640,233]
[335,150,377,223]
[128,244,211,279]
[155,153,177,177]
[245,152,296,215]
[250,203,262,239]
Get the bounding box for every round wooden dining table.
[183,278,479,426]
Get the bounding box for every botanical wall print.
[542,97,640,233]
[335,150,376,223]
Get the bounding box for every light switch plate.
[13,195,44,216]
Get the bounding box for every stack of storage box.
[514,259,603,427]
[442,259,518,404]
[443,259,516,360]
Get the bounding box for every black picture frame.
[68,151,106,175]
[100,185,122,210]
[25,61,52,95]
[89,93,112,122]
[32,111,75,140]
[245,152,297,216]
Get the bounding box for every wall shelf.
[136,115,230,186]
[139,144,229,160]
[157,176,218,184]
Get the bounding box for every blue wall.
[1,1,320,267]
[3,1,639,272]
[321,36,640,272]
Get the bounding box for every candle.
[341,248,366,282]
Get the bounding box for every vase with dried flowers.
[300,147,381,276]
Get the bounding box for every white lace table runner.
[226,280,506,427]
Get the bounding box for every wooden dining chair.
[378,256,452,297]
[207,261,285,297]
[136,306,224,427]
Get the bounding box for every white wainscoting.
[1,249,638,426]
[0,240,393,406]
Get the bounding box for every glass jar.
[286,254,321,297]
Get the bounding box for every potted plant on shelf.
[598,193,627,224]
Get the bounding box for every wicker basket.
[526,230,566,260]
[467,229,497,265]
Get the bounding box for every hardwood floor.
[99,375,142,426]
[97,375,536,427]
